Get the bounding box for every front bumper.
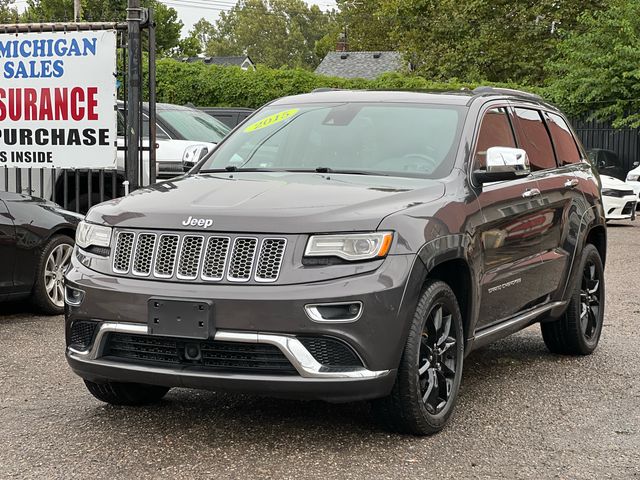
[67,322,395,402]
[603,194,637,220]
[65,254,422,402]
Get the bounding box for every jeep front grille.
[112,230,287,284]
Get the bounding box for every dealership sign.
[0,30,117,169]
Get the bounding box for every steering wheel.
[373,153,439,173]
[401,153,438,172]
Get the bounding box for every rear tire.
[541,244,605,355]
[372,280,464,435]
[84,380,170,406]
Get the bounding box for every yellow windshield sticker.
[244,109,299,132]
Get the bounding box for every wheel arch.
[50,226,77,242]
[425,258,474,350]
[585,224,606,267]
[416,234,477,349]
[558,213,607,309]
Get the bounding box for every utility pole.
[73,0,81,21]
[126,0,141,190]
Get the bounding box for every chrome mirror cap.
[486,146,530,174]
[475,146,531,184]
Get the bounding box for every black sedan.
[0,191,82,314]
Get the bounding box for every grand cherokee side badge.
[182,216,213,228]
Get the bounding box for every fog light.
[304,301,363,323]
[64,286,85,306]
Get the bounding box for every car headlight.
[304,232,393,261]
[76,221,112,249]
[627,174,639,182]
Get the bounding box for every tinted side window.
[512,108,556,171]
[546,113,581,165]
[474,107,516,168]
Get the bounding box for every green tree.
[202,0,336,69]
[547,0,640,126]
[20,0,183,56]
[334,0,395,51]
[376,0,607,84]
[0,0,19,23]
[188,18,216,54]
[174,35,201,58]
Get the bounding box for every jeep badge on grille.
[182,216,213,228]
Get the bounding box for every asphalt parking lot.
[1,223,639,480]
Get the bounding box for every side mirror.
[633,161,639,168]
[474,147,530,184]
[182,144,210,172]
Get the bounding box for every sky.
[159,0,338,37]
[12,0,338,37]
[160,0,336,37]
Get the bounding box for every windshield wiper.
[311,167,390,176]
[198,166,391,176]
[198,166,279,173]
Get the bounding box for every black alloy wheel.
[373,280,464,435]
[541,244,605,355]
[579,258,602,344]
[419,303,458,415]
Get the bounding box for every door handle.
[564,178,579,188]
[522,188,541,198]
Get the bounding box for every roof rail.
[472,86,542,100]
[310,87,345,93]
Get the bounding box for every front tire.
[32,234,74,315]
[541,244,605,355]
[84,380,170,406]
[373,280,465,435]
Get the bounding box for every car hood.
[600,174,632,190]
[86,172,445,233]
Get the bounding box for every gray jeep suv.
[65,88,606,435]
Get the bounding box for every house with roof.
[315,51,409,80]
[182,55,256,71]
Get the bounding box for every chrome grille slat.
[177,235,205,280]
[202,236,231,282]
[113,232,135,274]
[112,231,283,283]
[154,234,180,278]
[132,233,157,277]
[227,237,258,282]
[255,238,287,283]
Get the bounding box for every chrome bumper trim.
[68,322,390,380]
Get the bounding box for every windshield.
[198,102,465,178]
[157,108,231,143]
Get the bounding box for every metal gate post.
[126,0,142,190]
[148,9,157,185]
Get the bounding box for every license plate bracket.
[147,298,213,339]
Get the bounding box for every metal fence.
[571,117,640,173]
